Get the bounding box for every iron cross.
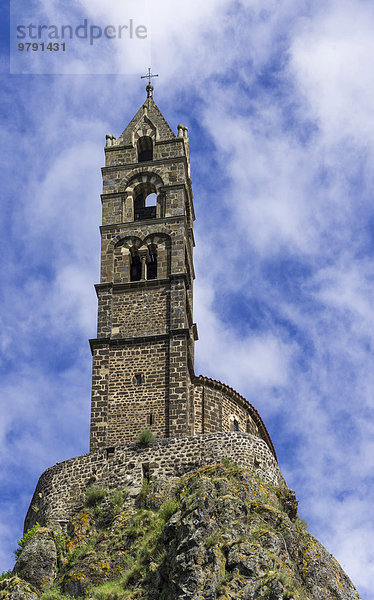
[141,68,159,85]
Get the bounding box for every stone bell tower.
[23,85,282,534]
[89,82,198,451]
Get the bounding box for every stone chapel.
[24,84,283,532]
[89,82,275,456]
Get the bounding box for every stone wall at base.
[24,432,285,533]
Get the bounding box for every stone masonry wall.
[107,339,169,443]
[99,220,187,284]
[24,433,285,533]
[90,342,109,450]
[89,96,196,453]
[115,98,175,146]
[191,378,276,458]
[193,375,276,458]
[111,284,169,338]
[104,139,185,168]
[101,164,187,215]
[200,385,258,436]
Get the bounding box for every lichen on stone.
[12,464,361,600]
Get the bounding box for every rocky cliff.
[1,464,361,600]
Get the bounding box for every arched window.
[147,246,157,280]
[130,252,141,281]
[134,191,157,221]
[233,418,239,432]
[137,136,153,162]
[145,193,157,208]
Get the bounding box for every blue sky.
[1,0,374,597]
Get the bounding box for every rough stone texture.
[192,378,276,457]
[89,93,196,452]
[63,575,89,599]
[24,433,284,532]
[105,339,169,443]
[88,92,275,458]
[19,465,362,600]
[0,577,38,600]
[13,529,57,590]
[17,94,362,598]
[115,95,176,146]
[148,467,361,600]
[110,283,169,337]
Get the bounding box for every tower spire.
[141,67,159,98]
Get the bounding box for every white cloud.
[311,259,374,322]
[2,0,374,595]
[195,278,294,390]
[290,0,374,145]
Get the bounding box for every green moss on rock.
[13,465,361,600]
[0,576,38,600]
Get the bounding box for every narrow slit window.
[137,136,153,162]
[147,249,157,280]
[142,463,150,482]
[233,418,239,432]
[135,374,142,386]
[130,253,142,281]
[106,447,115,461]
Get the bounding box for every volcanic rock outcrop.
[2,463,361,600]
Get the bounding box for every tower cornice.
[104,137,184,153]
[99,214,191,232]
[101,154,189,174]
[89,329,192,354]
[94,272,192,298]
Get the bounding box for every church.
[24,82,283,531]
[90,79,275,454]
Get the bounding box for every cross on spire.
[141,67,159,85]
[141,68,158,98]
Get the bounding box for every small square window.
[106,447,115,460]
